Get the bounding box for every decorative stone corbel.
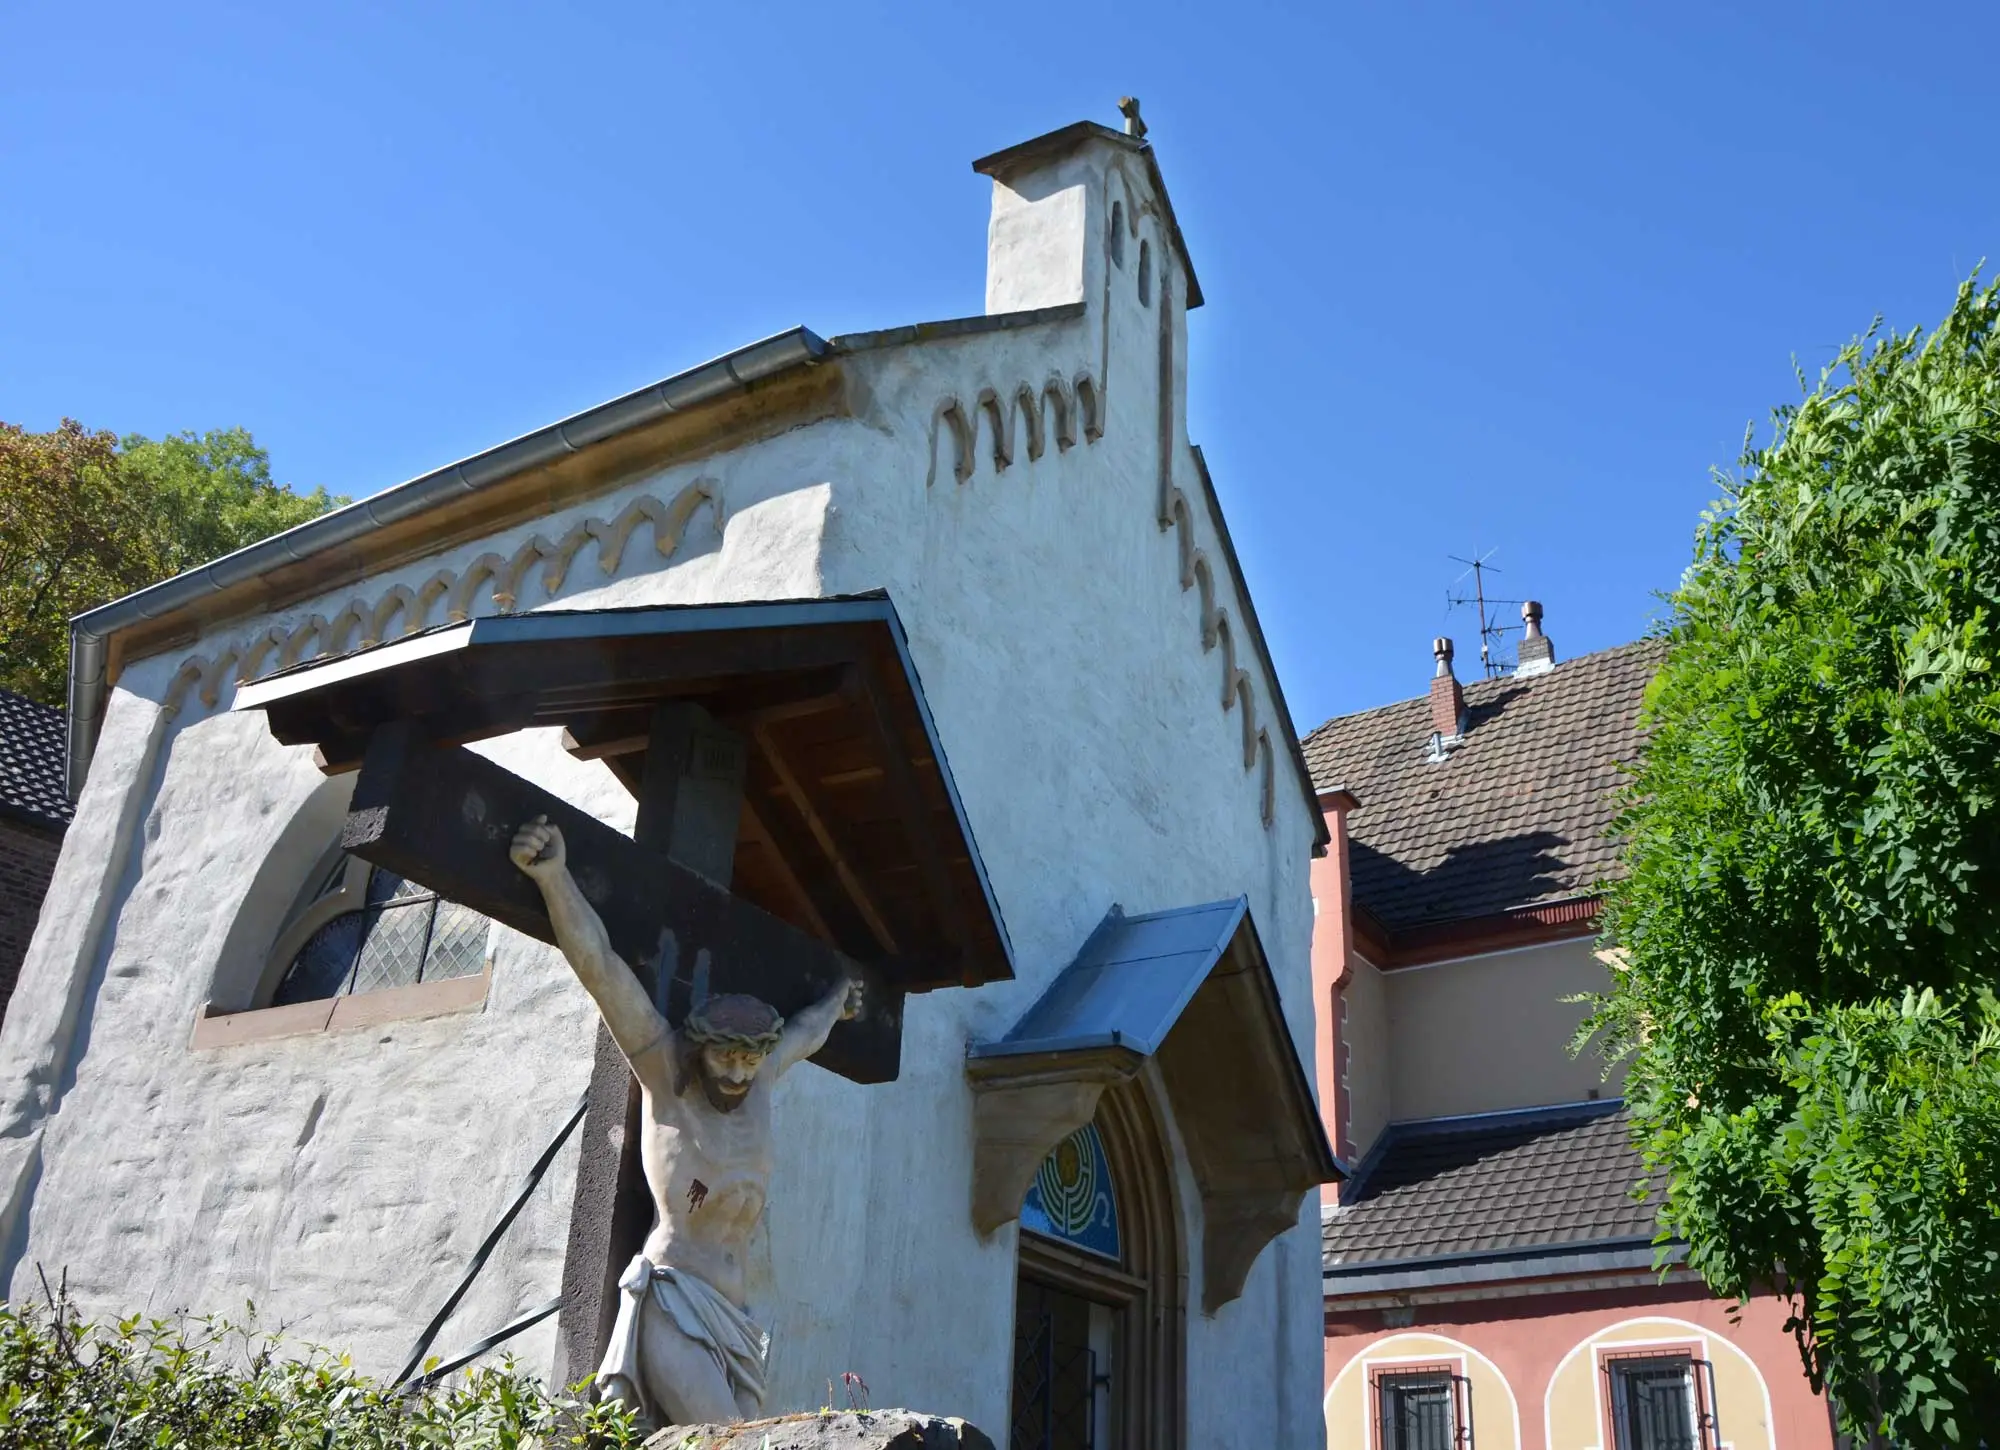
[1200,1186,1315,1315]
[965,1048,1140,1237]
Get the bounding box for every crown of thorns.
[683,993,784,1050]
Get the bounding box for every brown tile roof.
[1301,640,1663,932]
[0,688,71,832]
[1321,1100,1660,1273]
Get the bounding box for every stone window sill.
[189,966,492,1049]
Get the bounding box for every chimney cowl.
[1428,637,1467,754]
[1517,600,1556,677]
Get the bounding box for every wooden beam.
[560,668,854,766]
[738,798,834,942]
[749,720,900,956]
[633,703,745,889]
[818,764,884,788]
[561,727,652,763]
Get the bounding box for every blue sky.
[5,2,1995,725]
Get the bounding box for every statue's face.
[698,1043,768,1108]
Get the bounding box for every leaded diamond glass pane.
[422,901,488,982]
[350,901,433,994]
[366,867,433,907]
[273,912,364,1005]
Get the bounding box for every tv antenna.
[1446,549,1525,679]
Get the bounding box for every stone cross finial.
[1118,96,1147,139]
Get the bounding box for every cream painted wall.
[1384,938,1624,1124]
[1323,1331,1521,1450]
[0,129,1324,1447]
[1326,1317,1782,1450]
[1545,1316,1775,1450]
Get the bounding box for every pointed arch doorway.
[1009,1079,1185,1450]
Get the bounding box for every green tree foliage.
[1594,276,2000,1444]
[0,422,342,707]
[0,1286,641,1448]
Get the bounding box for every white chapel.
[0,112,1337,1449]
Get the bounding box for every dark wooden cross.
[340,709,901,1084]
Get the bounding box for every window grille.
[1010,1304,1098,1450]
[1373,1366,1472,1450]
[1604,1353,1715,1450]
[270,850,490,1006]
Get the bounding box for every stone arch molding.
[1166,485,1277,828]
[161,478,721,720]
[1104,161,1271,828]
[927,370,1103,487]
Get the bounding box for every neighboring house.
[1303,613,1836,1450]
[0,688,72,1024]
[0,112,1338,1447]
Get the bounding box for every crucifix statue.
[509,815,861,1426]
[327,711,905,1432]
[239,605,1013,1429]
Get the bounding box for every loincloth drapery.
[598,1254,770,1423]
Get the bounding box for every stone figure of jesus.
[509,816,862,1428]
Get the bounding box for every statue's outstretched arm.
[772,974,863,1076]
[510,816,670,1061]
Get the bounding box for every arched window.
[1137,240,1153,307]
[1022,1123,1122,1261]
[265,845,492,1006]
[1108,201,1127,269]
[1011,1085,1184,1450]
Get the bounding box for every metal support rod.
[395,1090,589,1387]
[401,1295,566,1393]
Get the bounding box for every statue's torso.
[632,1048,773,1308]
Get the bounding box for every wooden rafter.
[738,796,835,942]
[750,719,900,956]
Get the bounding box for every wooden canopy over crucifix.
[234,593,1015,1083]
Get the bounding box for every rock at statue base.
[642,1409,996,1450]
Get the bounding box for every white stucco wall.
[0,130,1325,1446]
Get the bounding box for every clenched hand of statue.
[507,814,862,1430]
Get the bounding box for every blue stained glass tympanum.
[1020,1123,1121,1261]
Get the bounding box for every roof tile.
[1321,1100,1658,1270]
[1301,640,1663,931]
[0,688,71,831]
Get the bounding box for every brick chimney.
[1516,600,1556,677]
[1429,637,1466,744]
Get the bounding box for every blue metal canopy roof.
[966,894,1344,1311]
[968,897,1249,1061]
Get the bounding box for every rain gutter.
[63,326,829,796]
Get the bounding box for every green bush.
[1593,273,2000,1443]
[0,1280,642,1449]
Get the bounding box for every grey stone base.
[644,1409,996,1450]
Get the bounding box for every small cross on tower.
[1118,96,1147,140]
